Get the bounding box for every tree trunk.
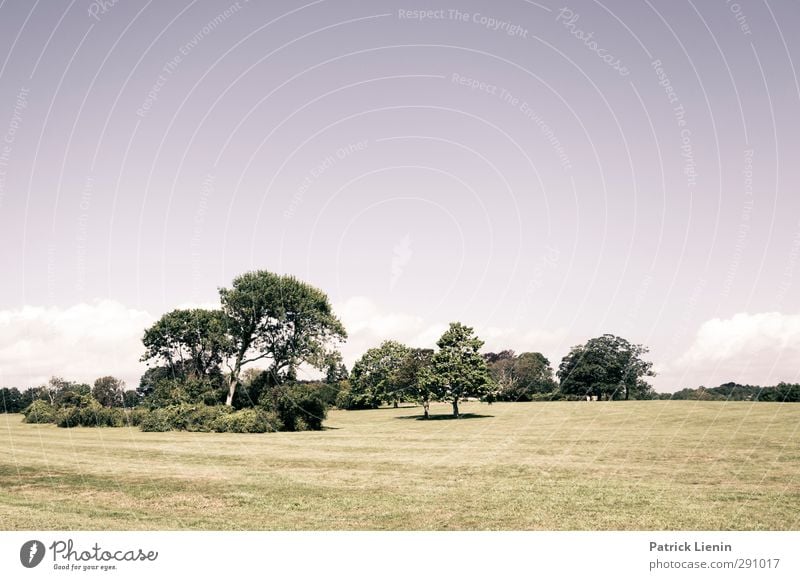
[452,398,459,417]
[423,400,429,419]
[225,373,239,407]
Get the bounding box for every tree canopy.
[428,322,494,416]
[348,340,411,409]
[557,334,655,400]
[141,308,231,380]
[484,350,557,401]
[394,348,435,418]
[218,270,347,406]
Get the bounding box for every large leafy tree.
[557,334,655,400]
[349,341,411,408]
[429,322,494,417]
[141,308,231,380]
[219,270,347,406]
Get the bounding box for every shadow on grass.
[394,413,494,421]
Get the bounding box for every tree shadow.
[394,413,493,421]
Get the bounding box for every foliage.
[484,350,557,401]
[428,322,494,417]
[557,334,655,400]
[231,368,277,409]
[135,404,281,433]
[0,387,28,413]
[394,348,435,418]
[529,391,583,401]
[219,270,347,406]
[22,400,55,423]
[260,383,328,431]
[139,404,231,432]
[210,409,279,433]
[348,341,411,409]
[324,351,349,384]
[666,382,800,402]
[137,365,181,398]
[46,377,92,407]
[92,376,125,407]
[144,377,224,408]
[122,390,142,408]
[335,383,376,410]
[55,400,125,428]
[125,408,150,427]
[141,308,231,380]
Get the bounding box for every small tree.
[349,341,410,408]
[429,322,493,417]
[394,348,434,418]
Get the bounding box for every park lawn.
[0,401,798,530]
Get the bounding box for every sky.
[0,0,798,392]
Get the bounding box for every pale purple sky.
[0,0,798,391]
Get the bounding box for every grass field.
[1,401,798,530]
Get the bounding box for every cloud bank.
[0,300,154,388]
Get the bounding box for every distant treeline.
[660,382,800,402]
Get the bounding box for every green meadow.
[1,401,798,530]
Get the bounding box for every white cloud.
[678,312,800,364]
[333,297,445,369]
[0,300,155,388]
[655,312,800,390]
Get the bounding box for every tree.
[0,387,25,413]
[484,351,557,401]
[122,390,141,408]
[137,365,178,399]
[349,341,411,408]
[394,348,434,418]
[141,308,231,380]
[429,322,494,417]
[92,376,125,407]
[557,334,655,400]
[219,270,347,406]
[324,351,348,384]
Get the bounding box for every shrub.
[125,408,150,427]
[55,403,125,428]
[139,409,173,432]
[144,378,225,409]
[307,381,342,408]
[211,409,279,433]
[261,384,327,431]
[138,404,231,432]
[524,392,583,402]
[334,384,377,410]
[81,405,125,427]
[22,400,55,423]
